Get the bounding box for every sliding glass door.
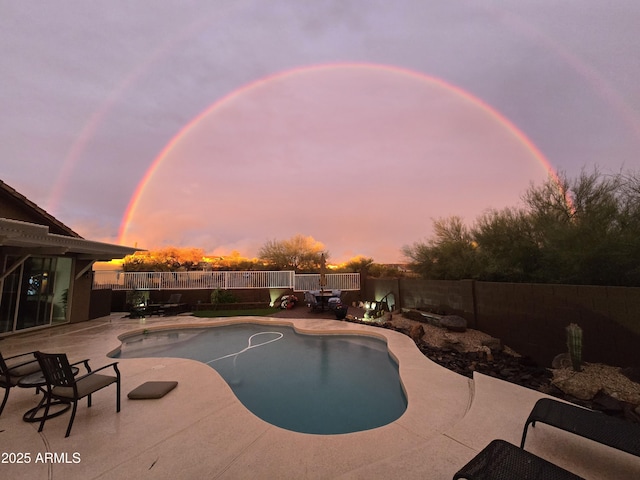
[0,256,72,333]
[17,257,55,330]
[0,261,20,334]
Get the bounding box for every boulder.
[440,315,467,332]
[481,337,502,352]
[552,369,600,401]
[419,312,442,327]
[479,345,493,362]
[442,333,465,352]
[551,353,572,369]
[553,381,597,401]
[408,324,424,342]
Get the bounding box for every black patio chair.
[0,350,40,415]
[35,351,121,437]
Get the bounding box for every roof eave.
[0,218,141,260]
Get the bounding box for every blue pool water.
[111,323,407,434]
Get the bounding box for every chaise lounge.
[521,397,640,457]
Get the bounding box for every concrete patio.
[1,313,639,479]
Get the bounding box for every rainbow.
[117,62,557,244]
[48,5,640,223]
[45,5,239,214]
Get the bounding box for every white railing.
[293,273,361,292]
[92,270,359,291]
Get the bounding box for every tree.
[207,251,262,271]
[404,168,640,286]
[403,216,478,280]
[123,247,206,272]
[342,256,374,275]
[523,169,635,285]
[258,234,328,271]
[473,207,541,282]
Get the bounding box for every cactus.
[566,323,583,372]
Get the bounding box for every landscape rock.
[442,333,464,352]
[408,324,424,343]
[551,363,640,405]
[440,315,467,332]
[372,313,640,423]
[551,353,572,369]
[552,371,600,400]
[481,337,502,352]
[412,340,553,391]
[420,313,443,327]
[479,345,493,362]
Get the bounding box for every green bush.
[210,289,237,304]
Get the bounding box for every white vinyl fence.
[93,270,360,292]
[293,273,361,292]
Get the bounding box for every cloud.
[121,65,549,262]
[1,1,639,263]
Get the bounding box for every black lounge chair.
[521,397,640,458]
[453,439,584,480]
[0,350,40,415]
[157,293,188,316]
[130,293,188,317]
[163,293,182,304]
[35,352,121,437]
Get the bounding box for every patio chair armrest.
[69,358,91,374]
[6,351,38,362]
[5,352,39,374]
[74,362,120,382]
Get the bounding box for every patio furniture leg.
[37,395,52,432]
[116,376,121,412]
[65,400,78,438]
[0,387,9,415]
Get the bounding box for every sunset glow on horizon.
[119,63,551,263]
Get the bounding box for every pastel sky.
[2,1,640,263]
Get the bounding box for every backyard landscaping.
[188,304,640,425]
[381,313,640,424]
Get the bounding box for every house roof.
[0,180,140,260]
[0,218,139,261]
[0,179,81,237]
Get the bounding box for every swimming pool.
[111,323,407,434]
